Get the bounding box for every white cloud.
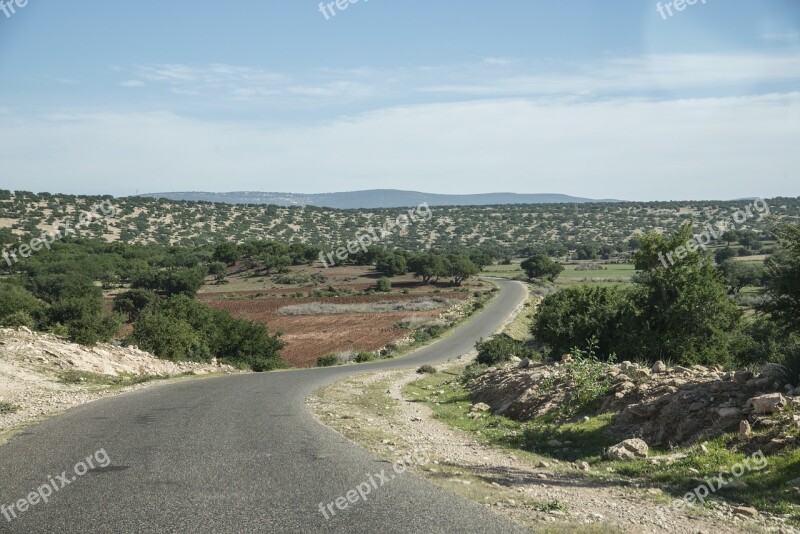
[1,93,797,200]
[420,53,800,97]
[120,80,145,88]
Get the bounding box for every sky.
[0,0,798,201]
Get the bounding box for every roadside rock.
[747,393,787,414]
[606,438,649,461]
[470,402,491,412]
[651,361,667,374]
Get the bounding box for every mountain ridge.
[138,189,623,209]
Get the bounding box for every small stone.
[739,420,752,440]
[470,402,491,412]
[733,506,758,518]
[651,361,667,374]
[547,439,562,447]
[518,357,531,369]
[579,461,590,471]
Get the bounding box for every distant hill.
[138,189,621,209]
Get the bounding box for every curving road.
[0,279,529,534]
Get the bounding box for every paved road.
[0,279,529,534]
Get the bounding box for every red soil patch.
[200,292,466,367]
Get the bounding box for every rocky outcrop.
[467,359,794,448]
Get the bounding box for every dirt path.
[309,361,794,533]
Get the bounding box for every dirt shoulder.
[308,361,797,533]
[0,327,238,443]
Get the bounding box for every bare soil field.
[198,265,480,367]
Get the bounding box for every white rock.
[606,438,649,461]
[747,393,787,414]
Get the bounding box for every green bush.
[113,289,159,321]
[353,351,375,363]
[459,362,488,384]
[416,364,437,374]
[531,285,628,360]
[317,354,340,367]
[0,283,45,326]
[0,402,21,415]
[475,334,532,366]
[376,277,392,293]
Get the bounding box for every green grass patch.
[59,370,171,389]
[0,402,21,415]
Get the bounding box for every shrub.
[353,351,375,363]
[0,310,37,329]
[317,354,339,367]
[531,285,629,360]
[475,334,532,366]
[416,364,437,374]
[0,402,21,415]
[0,283,45,326]
[376,277,392,293]
[113,289,159,322]
[250,356,289,373]
[459,362,488,384]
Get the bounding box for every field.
[197,265,480,367]
[483,261,635,287]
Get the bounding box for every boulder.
[759,363,788,381]
[518,357,531,369]
[606,438,649,461]
[734,369,754,384]
[747,393,787,414]
[651,361,667,374]
[716,407,740,418]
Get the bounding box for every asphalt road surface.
[0,279,529,534]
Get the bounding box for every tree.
[376,252,408,276]
[113,289,159,322]
[759,222,800,332]
[718,259,765,295]
[212,243,241,266]
[446,255,479,286]
[714,247,736,264]
[521,253,563,282]
[208,261,228,284]
[409,253,447,284]
[631,226,742,364]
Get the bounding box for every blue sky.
[0,0,798,200]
